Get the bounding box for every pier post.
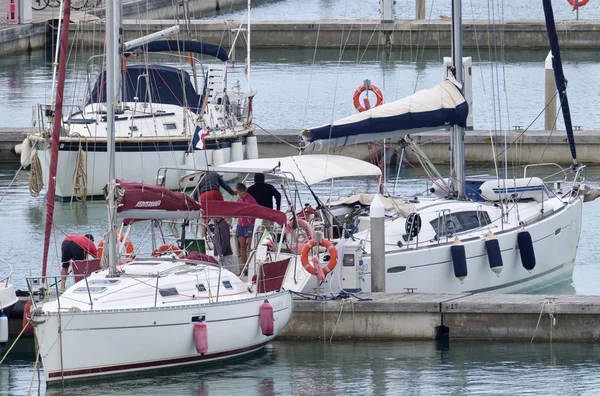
[416,0,426,20]
[370,194,386,292]
[544,51,557,131]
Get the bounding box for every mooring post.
[416,0,426,20]
[544,51,557,131]
[370,194,386,292]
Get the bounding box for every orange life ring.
[568,0,589,9]
[98,234,134,263]
[284,218,314,254]
[300,239,338,277]
[152,244,186,258]
[353,84,384,112]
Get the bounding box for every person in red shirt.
[236,183,257,266]
[61,234,98,291]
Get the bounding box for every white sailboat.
[23,3,258,200]
[216,0,588,295]
[28,0,292,384]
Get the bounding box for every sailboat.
[22,3,257,200]
[28,0,292,384]
[217,0,587,295]
[0,259,17,342]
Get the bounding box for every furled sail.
[300,79,469,152]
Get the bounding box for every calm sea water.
[3,339,600,395]
[3,1,600,393]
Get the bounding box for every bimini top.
[87,65,202,112]
[127,40,229,62]
[215,155,382,186]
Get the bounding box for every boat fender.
[230,140,244,163]
[259,300,274,336]
[0,311,8,346]
[194,319,208,354]
[451,237,467,283]
[22,300,34,336]
[212,148,225,167]
[245,134,259,160]
[300,239,338,280]
[151,244,186,259]
[485,232,503,276]
[517,228,536,271]
[20,138,33,168]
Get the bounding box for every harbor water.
[1,162,600,394]
[2,1,600,393]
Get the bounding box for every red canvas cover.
[71,259,102,283]
[116,180,287,225]
[256,258,291,293]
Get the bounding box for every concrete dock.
[3,127,600,165]
[278,292,600,342]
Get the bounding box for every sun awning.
[214,155,382,186]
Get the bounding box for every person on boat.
[193,172,236,238]
[61,234,97,291]
[213,217,237,274]
[236,183,257,266]
[248,173,281,211]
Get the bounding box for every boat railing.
[25,275,95,311]
[0,258,13,286]
[523,163,568,183]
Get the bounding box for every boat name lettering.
[135,200,162,208]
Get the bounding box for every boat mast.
[542,0,578,168]
[247,0,251,90]
[450,0,465,198]
[41,0,71,282]
[106,0,118,277]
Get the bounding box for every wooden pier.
[278,292,600,342]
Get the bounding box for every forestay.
[300,79,468,152]
[215,155,382,186]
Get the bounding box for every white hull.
[0,283,17,312]
[297,196,582,295]
[35,292,291,383]
[37,142,242,199]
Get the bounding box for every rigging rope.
[28,152,44,197]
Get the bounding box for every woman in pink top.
[236,182,256,266]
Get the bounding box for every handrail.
[0,258,13,285]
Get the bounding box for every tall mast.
[41,0,71,282]
[542,0,578,168]
[106,0,118,277]
[247,0,251,90]
[450,0,465,198]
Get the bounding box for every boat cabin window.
[430,211,491,238]
[196,284,206,292]
[88,279,120,286]
[163,123,177,130]
[159,288,178,297]
[222,280,233,290]
[74,287,107,294]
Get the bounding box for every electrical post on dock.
[370,194,386,292]
[544,51,557,131]
[379,0,396,45]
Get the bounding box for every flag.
[192,126,210,150]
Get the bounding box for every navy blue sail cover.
[128,40,229,62]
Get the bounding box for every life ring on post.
[152,244,186,258]
[98,234,134,263]
[300,239,338,278]
[353,84,384,112]
[568,0,589,10]
[284,218,314,253]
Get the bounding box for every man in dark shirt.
[192,172,235,201]
[247,173,281,211]
[213,217,236,274]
